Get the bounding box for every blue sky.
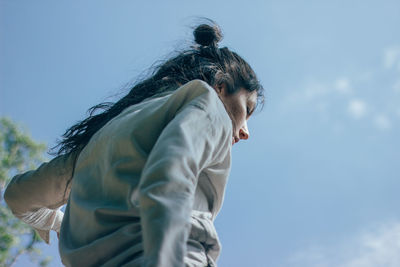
[1,1,400,266]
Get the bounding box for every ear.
[214,82,227,95]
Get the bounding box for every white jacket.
[5,80,233,267]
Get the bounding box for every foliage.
[0,117,50,266]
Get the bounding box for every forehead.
[241,89,257,106]
[230,88,257,105]
[247,90,257,102]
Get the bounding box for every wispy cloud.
[303,81,330,100]
[335,78,352,94]
[283,45,400,131]
[384,46,400,71]
[393,80,400,93]
[287,221,400,267]
[348,99,367,119]
[373,114,392,131]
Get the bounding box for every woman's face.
[215,83,257,145]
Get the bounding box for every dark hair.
[53,21,264,156]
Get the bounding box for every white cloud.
[374,114,392,130]
[288,221,400,267]
[384,46,400,71]
[335,78,352,94]
[348,99,367,119]
[285,72,398,131]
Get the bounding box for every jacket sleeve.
[138,101,230,267]
[4,151,77,244]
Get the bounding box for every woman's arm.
[138,100,231,267]
[4,151,78,243]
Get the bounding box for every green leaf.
[0,117,50,266]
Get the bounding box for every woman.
[5,22,264,267]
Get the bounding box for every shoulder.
[173,79,220,109]
[171,80,233,161]
[172,80,232,133]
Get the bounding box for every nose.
[239,122,250,140]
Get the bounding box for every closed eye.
[247,105,255,117]
[246,95,257,117]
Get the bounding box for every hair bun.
[193,23,223,47]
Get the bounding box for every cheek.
[231,104,246,125]
[222,95,247,130]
